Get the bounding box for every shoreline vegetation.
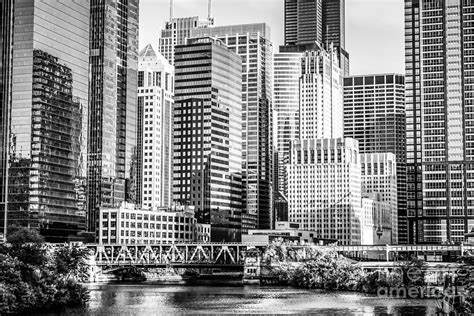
[0,228,90,314]
[262,240,426,293]
[262,239,474,314]
[1,233,474,314]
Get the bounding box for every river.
[41,284,439,315]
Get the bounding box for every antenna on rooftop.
[170,0,174,20]
[208,0,212,20]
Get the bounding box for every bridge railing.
[82,243,473,266]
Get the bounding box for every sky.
[139,0,404,75]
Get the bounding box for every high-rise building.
[88,0,139,237]
[0,0,90,241]
[405,0,474,243]
[322,0,345,50]
[0,0,13,240]
[300,47,343,140]
[360,153,398,244]
[284,0,323,46]
[274,52,303,195]
[158,16,214,65]
[173,37,243,242]
[191,24,274,232]
[287,138,362,245]
[137,44,174,209]
[283,0,349,75]
[343,74,406,244]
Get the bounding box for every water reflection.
[43,284,438,315]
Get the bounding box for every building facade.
[137,44,174,209]
[1,0,90,241]
[173,37,243,242]
[287,138,362,245]
[274,52,303,196]
[98,202,196,244]
[360,153,398,244]
[361,193,394,245]
[343,74,406,243]
[191,24,274,232]
[300,47,343,140]
[405,0,474,243]
[88,0,139,237]
[0,0,13,239]
[158,16,213,65]
[283,0,349,75]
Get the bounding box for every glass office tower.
[0,0,90,241]
[283,0,349,75]
[405,0,474,243]
[88,0,139,237]
[0,0,13,239]
[191,24,274,232]
[173,37,243,242]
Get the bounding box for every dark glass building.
[0,0,13,240]
[0,0,90,241]
[173,37,243,242]
[343,74,407,244]
[88,0,139,237]
[283,0,349,76]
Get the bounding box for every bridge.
[85,242,474,267]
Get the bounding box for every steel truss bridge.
[85,243,474,267]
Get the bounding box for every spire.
[139,44,157,58]
[208,0,212,20]
[170,0,174,20]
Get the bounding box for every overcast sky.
[139,0,404,75]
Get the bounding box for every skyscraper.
[137,44,174,209]
[283,0,349,75]
[173,37,243,242]
[287,138,362,245]
[405,0,474,243]
[322,0,345,50]
[284,0,323,46]
[88,0,139,237]
[158,16,214,65]
[191,24,274,232]
[343,74,407,244]
[0,0,13,239]
[274,52,303,195]
[1,0,90,241]
[300,48,343,140]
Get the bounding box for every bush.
[0,228,90,314]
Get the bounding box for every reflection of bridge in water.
[85,243,474,267]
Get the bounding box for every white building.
[274,52,303,195]
[360,153,398,244]
[137,44,174,209]
[300,47,343,140]
[287,138,362,245]
[98,202,197,244]
[361,193,393,245]
[158,16,213,65]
